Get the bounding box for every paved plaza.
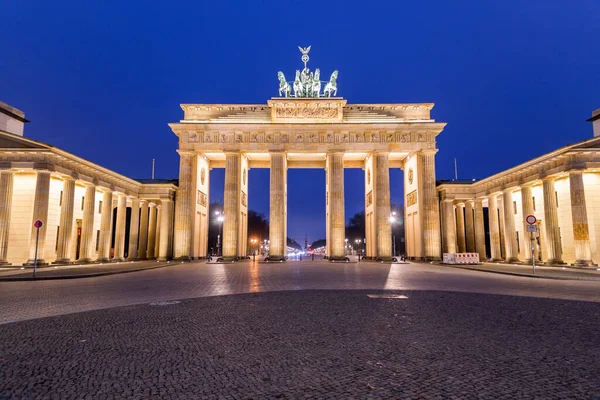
[2,260,600,398]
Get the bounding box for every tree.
[311,239,326,249]
[287,237,302,250]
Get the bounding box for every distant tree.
[248,210,269,242]
[208,201,224,255]
[287,237,302,250]
[311,238,327,249]
[346,211,365,245]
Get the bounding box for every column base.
[546,259,566,265]
[52,259,73,265]
[491,258,505,262]
[506,257,520,263]
[157,257,172,261]
[77,258,97,264]
[111,257,126,262]
[22,259,49,266]
[95,258,111,263]
[572,260,597,267]
[174,256,192,261]
[0,261,12,266]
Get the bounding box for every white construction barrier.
[443,253,479,265]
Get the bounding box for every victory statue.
[276,46,339,98]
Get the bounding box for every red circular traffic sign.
[34,220,43,228]
[525,215,537,225]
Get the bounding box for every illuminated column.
[520,185,534,262]
[54,177,75,264]
[569,171,594,266]
[474,198,487,260]
[25,170,51,265]
[464,201,475,252]
[542,177,564,264]
[78,184,96,262]
[223,152,241,260]
[112,194,127,261]
[146,203,157,259]
[442,200,456,253]
[154,205,161,259]
[158,199,174,261]
[502,189,519,262]
[420,150,441,260]
[455,203,466,253]
[488,194,502,261]
[269,151,287,260]
[0,171,14,265]
[127,198,140,260]
[137,201,149,260]
[96,190,113,262]
[374,152,392,259]
[173,151,193,260]
[327,152,345,260]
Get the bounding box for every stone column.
[54,177,76,264]
[327,152,345,260]
[127,198,140,260]
[488,194,502,261]
[269,151,287,261]
[474,199,487,260]
[158,199,174,261]
[223,152,241,260]
[138,201,149,260]
[569,171,594,266]
[520,185,535,263]
[146,203,157,259]
[0,171,15,265]
[502,189,519,262]
[173,151,194,260]
[455,203,466,253]
[97,190,113,262]
[542,178,564,264]
[374,152,392,259]
[442,200,457,253]
[464,201,475,252]
[113,194,127,261]
[78,184,96,263]
[420,151,442,260]
[154,205,161,259]
[25,170,51,265]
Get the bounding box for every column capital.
[567,169,584,176]
[148,202,157,208]
[419,149,439,156]
[453,201,465,207]
[176,150,195,157]
[541,175,555,183]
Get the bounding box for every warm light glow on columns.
[127,198,140,260]
[488,194,502,261]
[442,200,456,253]
[374,152,392,259]
[542,178,564,264]
[502,189,519,262]
[154,205,161,259]
[520,185,535,262]
[137,201,149,260]
[54,177,75,264]
[464,201,475,252]
[455,203,466,253]
[420,150,441,260]
[173,151,194,260]
[146,203,158,259]
[269,151,287,260]
[96,190,113,262]
[0,171,15,265]
[113,194,127,261]
[223,151,241,260]
[327,152,345,260]
[569,171,594,266]
[158,199,174,261]
[474,199,487,260]
[25,170,51,265]
[78,184,96,263]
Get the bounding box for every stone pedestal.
[24,171,51,266]
[542,178,564,264]
[77,184,96,263]
[96,190,113,262]
[327,152,345,260]
[569,172,595,266]
[488,194,502,261]
[0,171,14,265]
[502,189,520,262]
[53,178,75,265]
[474,199,487,260]
[269,152,287,261]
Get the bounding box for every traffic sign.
[525,215,537,225]
[34,220,43,228]
[526,224,538,233]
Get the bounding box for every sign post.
[525,215,537,274]
[33,220,43,278]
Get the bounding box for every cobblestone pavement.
[1,290,599,399]
[0,260,172,280]
[445,261,600,281]
[2,260,600,323]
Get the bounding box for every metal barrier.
[443,253,480,265]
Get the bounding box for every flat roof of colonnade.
[169,98,447,169]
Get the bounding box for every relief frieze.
[275,107,339,119]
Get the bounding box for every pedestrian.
[300,254,303,261]
[311,253,315,261]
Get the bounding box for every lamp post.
[355,239,361,261]
[389,212,397,257]
[250,238,257,262]
[215,211,224,256]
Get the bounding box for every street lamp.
[389,212,397,257]
[355,239,361,260]
[215,211,224,257]
[250,238,257,262]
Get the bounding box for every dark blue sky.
[2,0,599,244]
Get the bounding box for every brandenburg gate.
[169,47,446,261]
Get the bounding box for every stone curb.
[0,263,174,282]
[442,264,600,281]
